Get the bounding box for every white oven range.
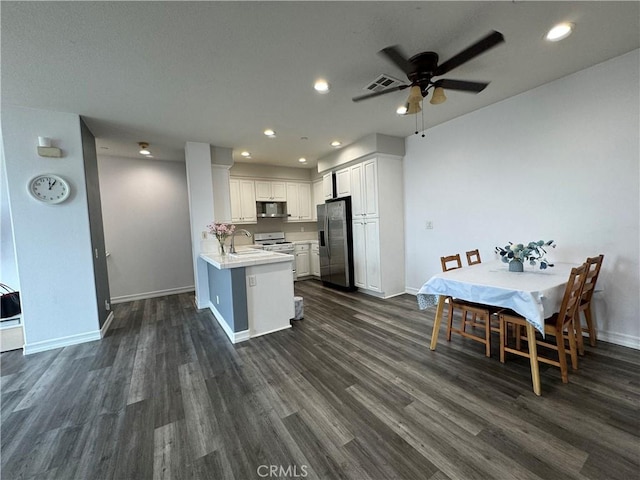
[253,232,296,280]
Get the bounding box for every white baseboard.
[24,330,101,355]
[100,311,115,338]
[207,302,250,344]
[250,324,291,339]
[597,330,640,350]
[405,287,419,295]
[110,286,195,304]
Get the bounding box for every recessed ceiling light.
[264,129,276,138]
[240,151,251,157]
[314,79,330,93]
[330,140,342,147]
[298,157,307,163]
[396,105,408,115]
[545,22,574,42]
[138,142,151,155]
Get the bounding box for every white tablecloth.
[417,262,579,332]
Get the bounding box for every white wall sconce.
[37,136,62,158]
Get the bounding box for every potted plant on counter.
[207,222,236,255]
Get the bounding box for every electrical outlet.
[249,275,257,287]
[201,231,207,240]
[216,295,220,305]
[105,300,111,311]
[425,221,434,230]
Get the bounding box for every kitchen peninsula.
[200,249,294,343]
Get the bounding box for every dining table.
[417,261,580,395]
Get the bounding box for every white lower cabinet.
[352,218,381,292]
[311,243,320,277]
[295,243,310,278]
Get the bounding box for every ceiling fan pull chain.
[421,107,426,138]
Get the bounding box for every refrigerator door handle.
[325,213,331,258]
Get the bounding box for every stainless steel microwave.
[257,201,290,218]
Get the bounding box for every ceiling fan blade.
[379,45,414,76]
[434,79,489,93]
[435,31,504,76]
[352,84,409,102]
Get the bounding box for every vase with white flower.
[207,222,236,256]
[495,240,556,272]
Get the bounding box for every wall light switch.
[201,231,207,240]
[425,221,434,230]
[216,295,220,305]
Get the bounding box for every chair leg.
[555,329,569,383]
[584,306,597,347]
[567,324,579,371]
[446,304,454,341]
[499,318,506,363]
[515,324,522,351]
[461,310,467,332]
[526,323,541,395]
[574,315,585,356]
[484,313,491,358]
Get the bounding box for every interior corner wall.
[1,106,101,352]
[97,155,194,302]
[0,150,20,289]
[403,49,640,348]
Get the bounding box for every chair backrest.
[554,263,588,330]
[441,254,462,272]
[580,254,604,305]
[466,249,481,266]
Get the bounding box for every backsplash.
[208,219,318,247]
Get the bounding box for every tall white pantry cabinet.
[334,155,404,298]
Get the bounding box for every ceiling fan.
[353,31,505,113]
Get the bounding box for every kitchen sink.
[229,249,270,257]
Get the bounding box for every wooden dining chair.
[499,263,587,393]
[441,254,462,272]
[574,254,604,355]
[466,249,482,266]
[440,254,494,357]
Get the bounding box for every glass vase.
[218,241,226,256]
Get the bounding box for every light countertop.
[200,248,293,270]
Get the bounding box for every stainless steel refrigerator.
[317,197,355,290]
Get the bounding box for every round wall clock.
[28,174,71,204]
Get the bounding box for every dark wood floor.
[1,279,639,479]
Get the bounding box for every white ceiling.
[2,2,638,169]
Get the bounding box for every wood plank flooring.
[1,280,638,479]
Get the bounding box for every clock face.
[28,174,71,204]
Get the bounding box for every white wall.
[98,155,194,302]
[403,50,640,348]
[2,106,101,352]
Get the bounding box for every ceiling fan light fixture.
[407,85,422,102]
[546,22,574,42]
[405,100,422,115]
[430,87,447,105]
[138,142,151,155]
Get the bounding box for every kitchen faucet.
[230,229,252,254]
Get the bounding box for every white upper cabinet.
[312,179,323,221]
[255,180,286,201]
[230,178,257,224]
[322,173,333,199]
[286,182,312,222]
[335,167,351,198]
[351,159,378,218]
